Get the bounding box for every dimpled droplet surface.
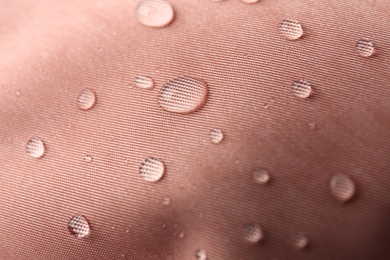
[243,224,263,243]
[356,39,375,57]
[330,174,356,202]
[209,129,224,144]
[293,233,308,249]
[77,89,96,110]
[136,0,174,28]
[135,75,155,89]
[140,158,165,182]
[292,80,312,98]
[253,169,270,184]
[26,138,45,159]
[279,19,303,40]
[196,249,207,260]
[68,215,90,238]
[158,77,208,114]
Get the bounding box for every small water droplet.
[292,80,312,99]
[292,233,308,249]
[253,169,270,184]
[330,174,356,202]
[135,75,155,90]
[161,223,167,228]
[279,19,303,40]
[196,249,207,260]
[77,89,96,110]
[179,231,185,238]
[162,196,171,205]
[140,158,165,182]
[136,0,174,28]
[308,122,317,130]
[209,129,224,144]
[26,138,45,159]
[68,215,90,238]
[158,77,208,114]
[356,39,375,57]
[84,155,92,163]
[243,224,263,243]
[241,0,260,3]
[15,90,21,96]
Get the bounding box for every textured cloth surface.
[0,0,390,259]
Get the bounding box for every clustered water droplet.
[209,129,224,144]
[140,157,165,182]
[292,233,308,250]
[26,137,45,159]
[196,249,207,260]
[243,223,263,243]
[135,75,155,90]
[136,0,175,28]
[77,89,96,110]
[253,169,270,184]
[330,174,356,202]
[68,215,90,238]
[279,19,304,40]
[292,80,312,99]
[356,39,375,57]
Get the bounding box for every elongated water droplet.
[292,80,312,99]
[196,249,207,260]
[140,158,165,182]
[209,129,224,144]
[241,0,260,3]
[356,39,375,57]
[279,19,303,40]
[77,89,96,110]
[136,0,174,28]
[253,169,270,184]
[292,233,308,249]
[158,77,208,114]
[135,75,155,90]
[27,138,45,159]
[243,224,263,243]
[330,174,356,202]
[68,215,90,238]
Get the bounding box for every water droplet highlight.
[292,233,308,249]
[162,196,171,205]
[308,122,317,130]
[209,129,224,144]
[196,249,207,260]
[253,169,270,184]
[279,19,303,40]
[136,0,174,28]
[77,89,96,110]
[140,157,165,182]
[292,80,312,99]
[330,174,356,202]
[356,39,375,57]
[179,231,185,238]
[241,0,260,3]
[135,75,155,90]
[243,224,263,243]
[84,155,92,163]
[158,77,208,114]
[68,215,90,238]
[26,138,45,159]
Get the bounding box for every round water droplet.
[292,80,312,99]
[135,75,155,90]
[356,39,375,57]
[196,249,207,260]
[241,0,260,3]
[179,231,185,238]
[140,157,165,182]
[162,196,171,205]
[158,77,208,114]
[68,215,90,238]
[77,89,96,110]
[330,174,356,202]
[26,138,45,159]
[253,169,270,184]
[209,129,224,144]
[279,19,303,40]
[292,233,308,249]
[136,0,174,28]
[84,155,93,163]
[243,223,263,243]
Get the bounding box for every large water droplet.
[77,89,96,110]
[243,224,263,243]
[209,129,224,144]
[292,233,308,249]
[158,77,208,114]
[330,174,356,202]
[292,80,312,99]
[196,249,207,260]
[135,75,155,90]
[253,169,270,184]
[68,215,90,238]
[356,39,375,57]
[140,158,165,182]
[26,138,45,159]
[241,0,260,3]
[279,19,303,40]
[136,0,174,28]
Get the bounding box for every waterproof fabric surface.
[0,0,390,259]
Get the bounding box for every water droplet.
[15,90,21,96]
[158,77,208,114]
[162,196,171,205]
[292,233,308,249]
[179,232,185,238]
[136,0,174,28]
[356,39,375,57]
[209,129,224,144]
[253,169,270,184]
[308,122,317,130]
[279,19,303,40]
[243,224,263,243]
[330,174,356,202]
[196,249,207,260]
[161,223,167,228]
[292,80,312,99]
[84,155,92,163]
[26,138,45,159]
[68,215,90,238]
[77,89,96,110]
[135,75,155,90]
[140,158,165,182]
[241,0,260,3]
